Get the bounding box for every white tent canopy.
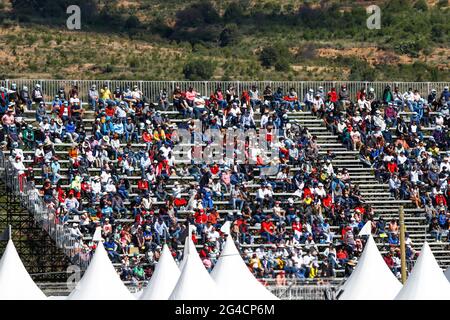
[67,242,135,300]
[395,242,450,300]
[0,239,47,300]
[211,235,278,300]
[338,235,402,300]
[444,266,450,283]
[178,225,196,271]
[169,237,218,300]
[140,244,181,300]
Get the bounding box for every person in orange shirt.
[68,144,79,164]
[142,129,153,151]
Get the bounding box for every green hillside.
[0,0,448,81]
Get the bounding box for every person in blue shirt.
[64,120,79,143]
[101,204,113,220]
[113,119,124,137]
[104,238,120,262]
[201,187,214,209]
[388,233,399,246]
[272,87,284,109]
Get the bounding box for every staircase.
[291,110,450,269]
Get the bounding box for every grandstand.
[0,80,448,297]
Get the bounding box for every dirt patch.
[316,47,415,65]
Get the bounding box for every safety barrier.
[2,80,449,105]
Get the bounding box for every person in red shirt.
[387,159,398,173]
[194,209,208,234]
[327,87,338,104]
[137,178,149,192]
[210,163,220,175]
[383,252,395,272]
[58,102,71,121]
[105,103,116,118]
[260,217,276,243]
[435,192,447,207]
[336,247,348,265]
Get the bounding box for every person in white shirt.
[403,88,414,111]
[105,179,116,193]
[304,89,315,111]
[100,170,111,184]
[373,110,386,131]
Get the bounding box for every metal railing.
[0,151,90,270]
[3,79,449,104]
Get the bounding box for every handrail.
[2,79,448,105]
[0,151,90,270]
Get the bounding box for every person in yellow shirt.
[100,84,113,106]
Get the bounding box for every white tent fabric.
[358,221,372,236]
[178,234,191,271]
[220,221,231,235]
[444,266,450,282]
[0,240,47,300]
[339,235,402,300]
[67,242,135,300]
[395,242,450,300]
[140,244,181,300]
[211,235,278,300]
[169,237,218,300]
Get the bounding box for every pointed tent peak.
[169,247,218,300]
[395,241,450,300]
[178,235,192,271]
[414,241,442,271]
[339,234,402,300]
[67,240,135,300]
[220,221,231,235]
[161,243,171,256]
[221,234,240,257]
[419,241,433,257]
[359,221,372,236]
[211,234,278,300]
[0,239,47,300]
[92,227,102,241]
[140,243,180,300]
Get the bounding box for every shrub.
[259,45,292,69]
[183,59,216,80]
[219,24,241,47]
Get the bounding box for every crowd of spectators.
[1,81,448,285]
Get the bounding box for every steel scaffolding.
[0,156,71,282]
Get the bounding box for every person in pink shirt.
[2,109,15,133]
[185,86,197,107]
[214,86,227,109]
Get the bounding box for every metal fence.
[0,151,90,270]
[3,79,449,104]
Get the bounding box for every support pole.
[399,206,407,284]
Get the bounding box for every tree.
[175,1,220,28]
[219,24,241,47]
[125,15,140,30]
[259,45,292,69]
[183,59,216,80]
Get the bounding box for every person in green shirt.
[132,265,145,280]
[22,124,35,149]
